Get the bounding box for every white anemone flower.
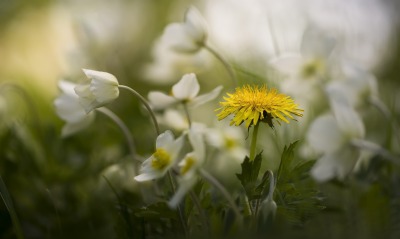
[134,130,184,182]
[74,69,120,113]
[307,100,365,182]
[148,73,222,110]
[270,26,336,108]
[168,123,206,208]
[54,80,95,137]
[326,62,379,109]
[162,6,208,53]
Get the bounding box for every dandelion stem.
[199,169,243,224]
[118,85,160,136]
[204,44,238,86]
[249,124,260,161]
[96,107,141,163]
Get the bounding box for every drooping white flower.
[134,130,184,182]
[162,6,208,53]
[307,100,365,182]
[148,73,222,110]
[74,69,120,113]
[168,123,206,208]
[54,80,95,137]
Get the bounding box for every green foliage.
[236,152,263,200]
[274,142,324,226]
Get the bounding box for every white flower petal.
[148,91,177,110]
[300,26,336,59]
[311,147,359,182]
[82,69,119,85]
[307,114,345,154]
[90,79,119,103]
[184,6,207,43]
[156,130,175,149]
[269,54,304,77]
[190,85,223,108]
[134,172,161,182]
[58,80,78,96]
[61,113,95,137]
[172,73,200,100]
[330,100,365,139]
[162,23,199,53]
[54,94,87,123]
[168,174,197,208]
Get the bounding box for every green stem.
[369,96,400,145]
[199,169,243,224]
[0,175,24,239]
[96,107,141,163]
[189,190,210,236]
[249,124,260,161]
[118,85,160,136]
[167,172,188,238]
[351,139,400,164]
[204,44,238,86]
[182,103,192,128]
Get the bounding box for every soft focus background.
[1,0,400,238]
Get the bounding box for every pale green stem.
[182,103,192,128]
[199,169,243,224]
[96,107,141,162]
[204,44,238,86]
[369,96,400,145]
[249,124,260,161]
[167,171,188,238]
[118,85,160,136]
[351,139,400,165]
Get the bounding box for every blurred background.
[1,0,400,238]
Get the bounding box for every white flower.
[270,26,336,108]
[74,69,120,113]
[157,109,189,132]
[326,62,379,109]
[162,6,208,53]
[134,130,184,182]
[54,80,95,137]
[168,124,206,208]
[148,73,222,110]
[307,100,365,182]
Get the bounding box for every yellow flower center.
[216,85,303,128]
[151,148,171,170]
[301,59,324,78]
[180,157,196,175]
[224,137,236,149]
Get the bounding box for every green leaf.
[236,152,263,199]
[0,175,24,239]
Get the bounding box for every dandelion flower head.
[216,85,303,128]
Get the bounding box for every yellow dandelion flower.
[216,85,303,128]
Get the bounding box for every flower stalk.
[118,85,160,136]
[204,44,238,86]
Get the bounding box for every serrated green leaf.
[236,152,263,199]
